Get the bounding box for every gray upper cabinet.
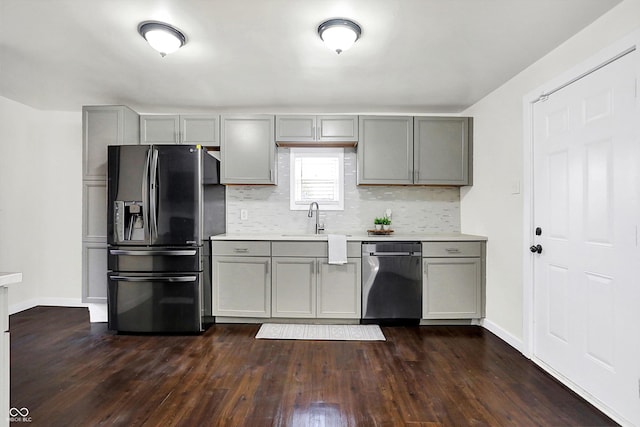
[414,117,472,185]
[276,115,358,145]
[140,114,219,146]
[357,116,414,184]
[357,115,472,186]
[220,115,276,184]
[83,106,139,180]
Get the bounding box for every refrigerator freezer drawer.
[108,246,201,273]
[108,272,202,333]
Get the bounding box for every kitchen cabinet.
[140,114,219,146]
[357,116,414,184]
[317,258,361,318]
[357,115,472,186]
[414,117,472,185]
[212,241,271,317]
[82,243,108,303]
[82,181,107,241]
[422,241,485,319]
[271,257,316,317]
[82,105,139,303]
[220,115,276,184]
[271,241,361,319]
[275,115,358,145]
[83,105,139,180]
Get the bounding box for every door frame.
[521,29,639,422]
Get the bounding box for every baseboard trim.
[480,318,525,355]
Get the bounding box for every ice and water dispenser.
[114,201,145,242]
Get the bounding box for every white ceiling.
[0,0,621,113]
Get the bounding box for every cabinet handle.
[233,248,249,253]
[270,169,273,181]
[445,248,461,254]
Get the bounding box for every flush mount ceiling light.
[138,21,186,57]
[317,18,361,54]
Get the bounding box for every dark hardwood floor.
[10,306,616,426]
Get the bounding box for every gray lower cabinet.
[82,242,108,303]
[317,258,361,318]
[82,105,139,303]
[212,241,271,317]
[271,241,361,319]
[357,115,472,186]
[272,257,316,317]
[275,115,358,144]
[140,114,219,146]
[422,241,484,319]
[220,115,276,184]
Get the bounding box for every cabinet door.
[140,115,180,144]
[83,106,139,179]
[422,257,481,319]
[272,257,316,318]
[317,258,361,318]
[83,242,108,303]
[275,115,316,142]
[414,117,471,185]
[181,115,219,146]
[83,181,107,241]
[213,256,271,317]
[357,116,413,184]
[318,115,358,142]
[221,115,276,184]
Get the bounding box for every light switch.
[510,180,521,195]
[240,209,248,220]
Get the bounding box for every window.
[290,148,344,210]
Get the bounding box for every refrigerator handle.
[110,275,197,283]
[150,148,159,240]
[142,148,152,241]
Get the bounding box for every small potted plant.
[381,216,391,231]
[374,217,384,230]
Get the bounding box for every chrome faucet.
[308,202,324,234]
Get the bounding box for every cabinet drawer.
[212,241,271,256]
[422,241,481,257]
[272,241,360,258]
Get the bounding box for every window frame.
[289,147,345,211]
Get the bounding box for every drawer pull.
[233,248,249,253]
[445,248,461,254]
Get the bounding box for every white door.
[532,51,640,424]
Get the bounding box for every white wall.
[460,0,640,344]
[0,96,82,311]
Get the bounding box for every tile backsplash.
[225,148,460,234]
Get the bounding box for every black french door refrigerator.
[107,145,225,333]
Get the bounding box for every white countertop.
[0,272,22,287]
[211,233,487,242]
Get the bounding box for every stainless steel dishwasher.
[361,241,422,324]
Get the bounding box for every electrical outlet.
[240,209,248,220]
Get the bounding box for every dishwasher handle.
[366,251,422,257]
